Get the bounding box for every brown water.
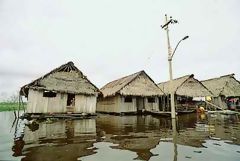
[0,111,240,161]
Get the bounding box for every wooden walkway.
[23,113,97,119]
[146,111,172,117]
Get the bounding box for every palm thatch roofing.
[20,61,100,97]
[201,74,240,97]
[100,70,164,97]
[158,74,212,97]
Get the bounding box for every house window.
[148,97,155,103]
[124,96,132,103]
[67,94,75,106]
[43,91,56,97]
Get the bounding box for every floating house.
[97,70,164,114]
[20,62,99,114]
[158,74,212,111]
[201,74,240,109]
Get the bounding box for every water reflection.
[12,117,31,157]
[172,118,178,161]
[0,112,240,161]
[96,115,162,161]
[21,119,97,161]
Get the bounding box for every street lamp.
[170,36,189,60]
[169,36,189,119]
[162,14,189,119]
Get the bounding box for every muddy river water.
[0,111,239,161]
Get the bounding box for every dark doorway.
[136,97,144,112]
[67,94,75,106]
[159,97,163,111]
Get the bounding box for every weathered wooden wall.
[97,95,160,113]
[97,95,137,113]
[27,89,67,113]
[120,96,137,112]
[75,95,97,113]
[96,95,121,113]
[27,89,97,113]
[144,97,159,112]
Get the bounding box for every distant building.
[20,61,99,114]
[201,74,240,109]
[97,71,164,114]
[158,74,212,111]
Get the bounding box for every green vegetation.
[0,102,26,112]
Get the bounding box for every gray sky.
[0,0,240,101]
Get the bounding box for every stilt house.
[97,71,164,114]
[158,74,212,111]
[20,62,99,114]
[201,74,240,109]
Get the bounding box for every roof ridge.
[25,61,82,86]
[100,70,164,97]
[100,70,144,90]
[201,73,235,82]
[158,74,193,85]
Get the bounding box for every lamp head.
[182,36,189,40]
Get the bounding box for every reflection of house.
[111,134,160,161]
[96,115,166,134]
[96,115,162,161]
[158,74,212,111]
[201,74,240,109]
[24,119,96,143]
[14,119,97,160]
[22,143,96,161]
[20,62,99,114]
[97,71,164,114]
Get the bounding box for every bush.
[0,102,25,112]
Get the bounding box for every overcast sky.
[0,0,239,101]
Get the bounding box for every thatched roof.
[20,61,99,96]
[158,74,212,97]
[201,74,240,97]
[100,70,164,97]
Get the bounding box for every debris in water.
[185,156,192,159]
[209,136,221,140]
[213,143,221,146]
[160,138,173,141]
[224,140,233,144]
[194,150,202,153]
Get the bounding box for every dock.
[206,110,240,115]
[146,111,172,117]
[22,113,97,120]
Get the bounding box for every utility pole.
[161,14,178,119]
[161,15,189,119]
